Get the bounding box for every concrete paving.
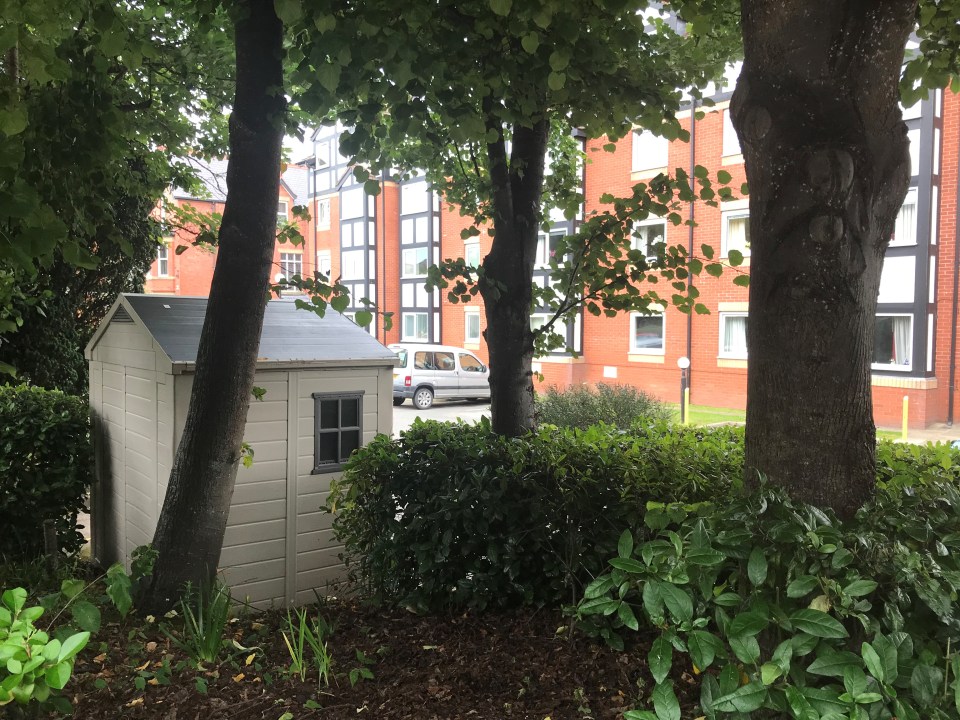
[392,398,491,436]
[881,422,960,446]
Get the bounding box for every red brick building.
[145,83,960,429]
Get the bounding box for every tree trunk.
[481,115,550,437]
[732,0,916,517]
[138,0,285,613]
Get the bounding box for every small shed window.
[312,392,364,473]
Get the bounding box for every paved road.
[392,398,490,436]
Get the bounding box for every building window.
[277,200,289,226]
[722,209,751,257]
[536,232,565,268]
[631,221,667,261]
[873,315,912,370]
[401,181,430,215]
[156,243,169,277]
[719,313,748,358]
[630,309,665,354]
[340,187,365,220]
[890,187,917,247]
[316,250,331,277]
[722,110,741,156]
[464,308,481,343]
[341,250,365,280]
[632,130,669,173]
[279,252,302,279]
[317,198,331,231]
[465,241,481,268]
[402,312,429,341]
[402,247,429,277]
[312,392,363,473]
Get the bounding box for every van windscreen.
[396,349,408,367]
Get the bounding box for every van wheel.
[393,397,404,406]
[413,387,434,409]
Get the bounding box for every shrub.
[577,479,960,720]
[327,419,744,612]
[0,385,93,560]
[535,382,672,429]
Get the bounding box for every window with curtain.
[890,188,917,246]
[632,221,667,260]
[312,393,363,473]
[723,211,751,257]
[464,309,481,343]
[402,247,429,277]
[720,313,748,358]
[156,244,169,277]
[402,312,429,341]
[873,315,912,369]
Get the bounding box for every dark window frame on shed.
[312,391,364,474]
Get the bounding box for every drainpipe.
[685,95,697,410]
[381,167,388,343]
[946,120,960,426]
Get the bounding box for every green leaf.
[60,579,86,600]
[623,712,658,720]
[732,274,750,287]
[727,249,745,266]
[46,661,72,690]
[354,309,373,327]
[713,682,767,713]
[728,611,767,637]
[57,632,90,663]
[521,32,539,54]
[657,582,693,623]
[861,642,885,683]
[910,663,942,708]
[871,635,898,684]
[789,609,848,639]
[807,650,863,678]
[363,179,382,196]
[648,636,672,684]
[704,262,724,278]
[687,630,721,671]
[609,557,645,573]
[747,547,767,586]
[618,602,639,631]
[489,0,512,16]
[842,580,877,597]
[716,170,732,184]
[761,662,782,686]
[786,575,819,598]
[729,634,760,665]
[548,72,566,91]
[273,0,302,25]
[651,681,681,720]
[784,686,819,720]
[618,530,634,559]
[6,657,22,674]
[70,600,101,634]
[700,244,715,260]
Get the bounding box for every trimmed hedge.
[327,419,743,611]
[0,385,93,560]
[328,419,960,613]
[535,383,672,429]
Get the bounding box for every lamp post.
[677,356,690,424]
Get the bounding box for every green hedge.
[327,419,744,611]
[328,419,960,613]
[534,382,672,429]
[0,385,93,560]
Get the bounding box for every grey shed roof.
[89,294,398,370]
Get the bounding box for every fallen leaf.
[232,673,245,683]
[135,661,150,671]
[93,653,107,663]
[145,642,157,653]
[245,653,256,666]
[126,697,144,708]
[250,622,264,631]
[148,678,159,686]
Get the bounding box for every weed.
[161,581,232,666]
[282,607,333,689]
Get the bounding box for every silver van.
[389,343,490,409]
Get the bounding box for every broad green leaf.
[861,642,885,683]
[46,661,72,690]
[747,547,767,586]
[871,634,898,684]
[657,582,693,623]
[728,611,767,637]
[716,170,732,184]
[910,663,942,708]
[57,632,90,663]
[732,274,750,287]
[6,657,22,674]
[787,575,818,598]
[701,244,715,260]
[619,602,639,631]
[713,682,767,713]
[843,580,878,597]
[618,530,634,559]
[718,664,740,695]
[784,686,819,720]
[843,666,867,697]
[651,681,681,720]
[623,712,657,720]
[354,309,373,327]
[489,0,512,16]
[609,557,645,573]
[727,249,744,266]
[70,600,101,634]
[548,72,566,91]
[761,662,782,685]
[789,609,848,639]
[648,635,672,684]
[520,33,539,54]
[60,579,86,600]
[807,650,863,678]
[687,630,721,671]
[273,0,302,24]
[729,634,760,665]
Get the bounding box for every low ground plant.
[282,607,333,689]
[162,581,232,666]
[576,479,960,720]
[535,383,671,429]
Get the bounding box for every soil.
[61,601,699,720]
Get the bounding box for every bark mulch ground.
[62,600,700,720]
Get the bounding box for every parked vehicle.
[390,344,490,409]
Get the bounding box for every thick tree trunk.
[138,0,285,613]
[481,116,550,437]
[732,1,916,517]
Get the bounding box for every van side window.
[459,354,484,372]
[435,352,455,371]
[414,351,433,370]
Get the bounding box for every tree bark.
[732,0,916,517]
[481,114,550,437]
[138,0,285,613]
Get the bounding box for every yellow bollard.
[683,387,691,425]
[901,395,909,441]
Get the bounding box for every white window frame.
[464,241,481,268]
[316,198,331,231]
[402,311,430,341]
[721,202,751,258]
[631,220,667,261]
[277,200,289,225]
[718,312,748,359]
[402,247,429,278]
[316,249,331,277]
[279,252,302,279]
[341,250,365,280]
[889,187,918,247]
[535,231,565,269]
[632,130,669,173]
[872,313,913,372]
[464,308,481,343]
[629,307,665,355]
[155,243,170,277]
[722,109,741,157]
